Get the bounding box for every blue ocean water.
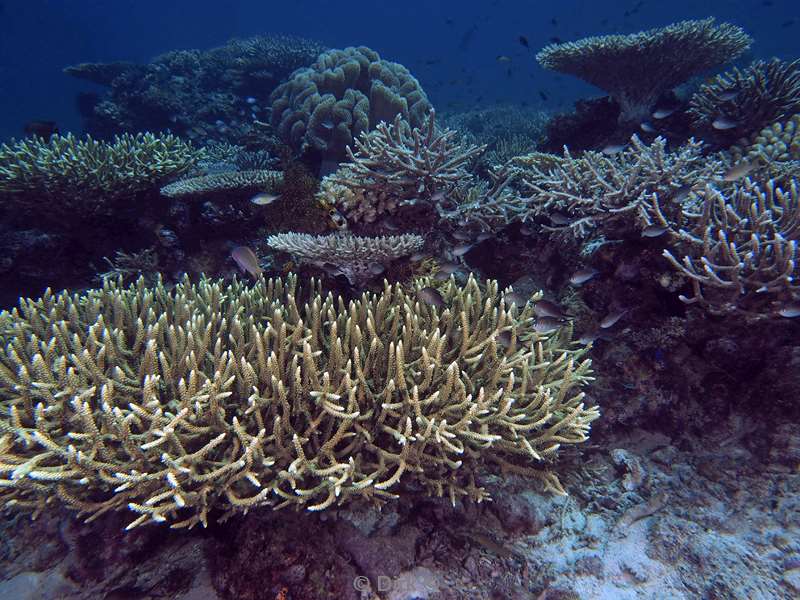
[1,0,799,140]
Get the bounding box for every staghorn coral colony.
[0,11,799,600]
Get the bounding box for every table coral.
[160,170,283,199]
[0,132,202,216]
[0,274,598,529]
[536,18,751,124]
[266,231,423,285]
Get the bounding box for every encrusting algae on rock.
[0,274,598,530]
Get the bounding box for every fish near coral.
[231,246,262,279]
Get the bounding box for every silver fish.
[651,107,675,119]
[250,192,280,205]
[417,287,444,308]
[453,230,473,241]
[602,144,626,155]
[672,184,695,202]
[503,291,529,307]
[640,121,656,133]
[712,116,739,130]
[497,330,513,347]
[550,212,573,225]
[578,330,600,345]
[723,161,755,182]
[642,225,668,238]
[433,271,451,281]
[452,244,472,257]
[476,232,493,242]
[438,261,461,274]
[534,299,567,319]
[778,302,800,318]
[410,252,427,262]
[533,317,561,333]
[570,267,599,285]
[600,309,628,328]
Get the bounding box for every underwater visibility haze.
[0,1,799,598]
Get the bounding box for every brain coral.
[269,46,432,160]
[0,274,597,529]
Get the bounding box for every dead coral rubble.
[0,274,598,530]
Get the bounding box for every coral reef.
[0,132,202,217]
[320,111,485,226]
[731,114,800,165]
[654,178,799,317]
[270,46,432,160]
[265,231,423,284]
[198,143,279,174]
[0,274,597,530]
[536,18,751,123]
[441,105,548,165]
[65,35,326,144]
[160,169,283,199]
[518,135,724,240]
[688,59,800,144]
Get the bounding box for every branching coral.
[436,164,523,232]
[0,274,598,529]
[270,46,432,160]
[518,136,724,240]
[536,18,751,123]
[688,59,800,140]
[651,178,799,317]
[319,111,485,225]
[0,133,202,215]
[160,170,283,199]
[266,231,423,285]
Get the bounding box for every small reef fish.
[231,246,262,279]
[438,261,462,274]
[602,144,626,155]
[519,35,530,49]
[496,55,512,63]
[641,225,668,238]
[409,252,427,262]
[672,183,696,202]
[578,330,601,345]
[476,232,493,242]
[452,230,473,241]
[723,161,755,182]
[640,121,656,133]
[452,244,472,257]
[503,291,529,307]
[651,107,675,119]
[250,192,280,206]
[550,212,573,225]
[533,317,561,333]
[600,308,628,329]
[369,262,385,275]
[778,302,800,318]
[417,287,445,308]
[497,330,513,347]
[718,89,738,101]
[570,267,599,285]
[533,299,568,319]
[712,116,739,130]
[24,120,59,138]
